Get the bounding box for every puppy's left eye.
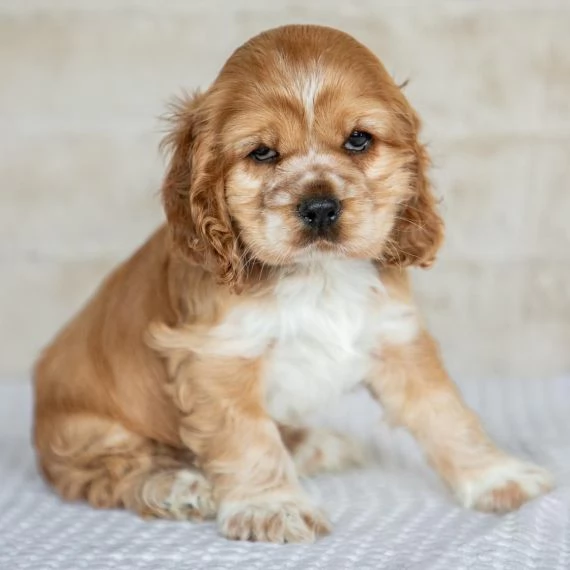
[249,146,279,162]
[343,131,372,153]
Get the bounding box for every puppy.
[33,25,552,543]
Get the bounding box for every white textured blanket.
[0,377,569,570]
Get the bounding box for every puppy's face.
[162,26,443,286]
[221,59,417,266]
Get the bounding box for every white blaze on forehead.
[275,52,323,128]
[297,68,323,126]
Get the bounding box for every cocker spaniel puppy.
[34,25,552,543]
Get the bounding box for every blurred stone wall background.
[1,0,569,382]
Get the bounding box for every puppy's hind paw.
[290,428,368,477]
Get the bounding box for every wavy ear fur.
[385,142,444,269]
[160,92,242,289]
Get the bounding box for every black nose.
[297,197,341,231]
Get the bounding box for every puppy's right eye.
[249,146,279,163]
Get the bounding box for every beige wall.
[2,0,569,382]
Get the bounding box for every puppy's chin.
[291,242,343,264]
[288,239,383,265]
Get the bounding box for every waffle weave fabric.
[0,377,568,570]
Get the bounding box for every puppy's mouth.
[294,232,345,262]
[297,226,342,251]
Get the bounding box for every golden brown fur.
[34,25,551,543]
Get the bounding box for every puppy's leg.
[366,331,553,512]
[280,426,367,477]
[171,357,331,543]
[36,414,215,520]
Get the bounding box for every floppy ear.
[160,93,242,288]
[385,142,444,268]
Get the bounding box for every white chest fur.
[207,260,418,425]
[264,260,383,424]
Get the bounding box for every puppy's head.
[162,25,443,289]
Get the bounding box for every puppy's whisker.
[393,216,428,232]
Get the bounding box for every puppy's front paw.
[455,457,553,513]
[218,493,331,543]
